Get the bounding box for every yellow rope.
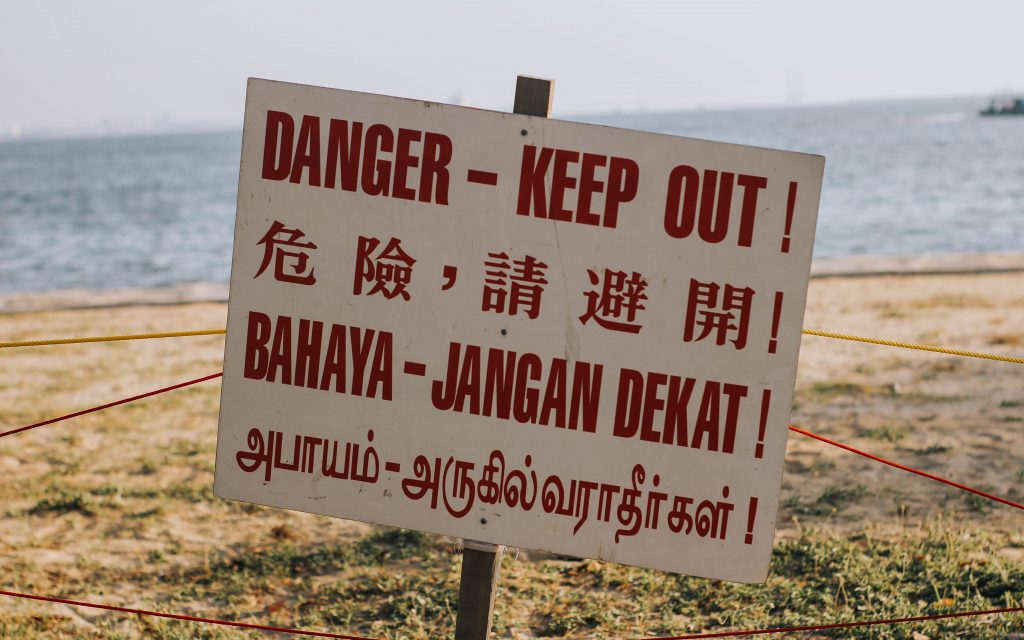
[1,327,1020,365]
[801,329,1024,365]
[0,329,226,348]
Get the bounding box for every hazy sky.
[3,0,1023,135]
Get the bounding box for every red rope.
[0,589,378,639]
[643,605,1024,639]
[2,374,1021,513]
[1,378,1022,637]
[2,588,1019,639]
[789,425,1024,511]
[0,372,222,439]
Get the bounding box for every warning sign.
[215,78,824,583]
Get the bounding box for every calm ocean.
[0,96,1021,294]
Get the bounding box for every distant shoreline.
[3,252,1022,315]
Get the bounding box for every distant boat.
[979,98,1024,116]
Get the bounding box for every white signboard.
[215,78,824,583]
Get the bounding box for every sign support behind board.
[214,71,826,603]
[453,75,555,640]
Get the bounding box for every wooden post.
[454,540,504,640]
[453,74,554,640]
[513,75,555,118]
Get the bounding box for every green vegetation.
[9,524,1019,639]
[803,381,876,397]
[4,297,1023,639]
[784,484,869,516]
[864,425,905,443]
[27,489,95,516]
[909,444,951,455]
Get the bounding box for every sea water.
[0,95,1021,293]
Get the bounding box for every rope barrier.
[789,425,1024,512]
[800,328,1024,364]
[2,374,1021,513]
[0,329,225,348]
[2,378,1023,637]
[643,605,1024,639]
[0,589,377,639]
[2,327,1022,366]
[0,373,222,439]
[1,588,1019,639]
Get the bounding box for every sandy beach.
[1,257,1022,638]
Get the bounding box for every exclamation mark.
[755,389,771,459]
[744,497,759,544]
[768,291,784,354]
[780,181,797,253]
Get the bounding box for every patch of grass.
[27,489,95,516]
[896,390,965,403]
[164,482,215,503]
[785,457,836,475]
[270,523,296,540]
[214,544,354,579]
[909,444,951,455]
[817,485,868,509]
[999,399,1023,408]
[171,439,204,457]
[136,618,248,639]
[89,484,121,497]
[909,293,992,309]
[802,381,877,398]
[988,333,1023,346]
[136,459,159,475]
[130,506,163,519]
[168,529,431,606]
[965,491,996,514]
[9,521,1024,638]
[355,528,428,563]
[864,425,905,443]
[317,570,458,635]
[0,616,98,639]
[877,305,909,319]
[124,488,160,499]
[535,589,619,636]
[783,485,868,516]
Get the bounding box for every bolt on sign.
[215,78,824,583]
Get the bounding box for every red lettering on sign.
[516,145,638,228]
[517,145,554,218]
[612,368,747,454]
[261,110,294,181]
[290,115,322,186]
[683,278,755,350]
[421,133,452,205]
[243,311,393,400]
[576,153,607,226]
[431,342,602,432]
[324,119,362,192]
[361,124,394,197]
[549,149,580,222]
[392,128,422,200]
[259,111,452,205]
[664,166,769,247]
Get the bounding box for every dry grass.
[1,270,1024,638]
